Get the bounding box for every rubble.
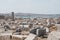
[0,13,60,40]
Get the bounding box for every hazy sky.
[0,0,60,14]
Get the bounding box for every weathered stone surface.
[47,31,60,40]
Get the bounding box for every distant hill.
[0,13,60,18]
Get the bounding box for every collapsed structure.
[0,12,60,40]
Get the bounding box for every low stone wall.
[0,35,11,40]
[0,33,27,40]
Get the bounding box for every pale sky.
[0,0,60,14]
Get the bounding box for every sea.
[15,14,60,18]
